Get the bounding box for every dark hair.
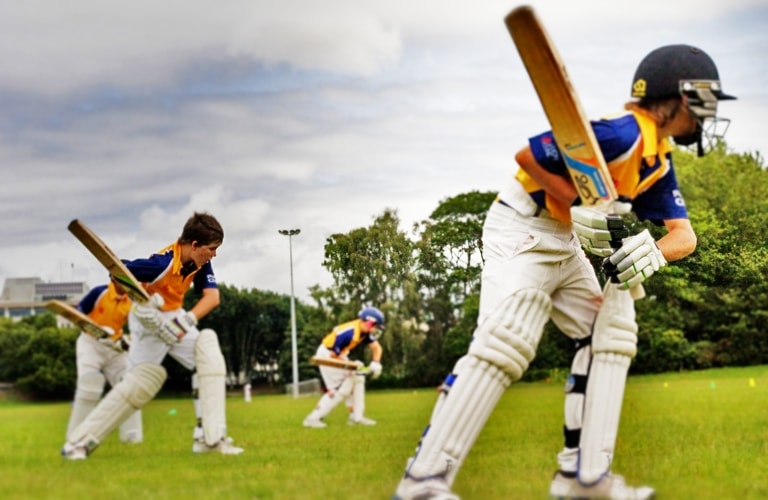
[179,212,223,246]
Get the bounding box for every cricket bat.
[46,299,110,339]
[309,356,365,371]
[67,219,152,304]
[505,5,644,300]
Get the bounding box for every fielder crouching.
[62,212,243,459]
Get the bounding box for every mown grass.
[1,366,766,499]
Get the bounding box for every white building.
[0,277,89,319]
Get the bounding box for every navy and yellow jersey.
[78,282,132,341]
[518,109,688,225]
[125,241,217,311]
[321,319,374,358]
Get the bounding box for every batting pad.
[578,284,637,484]
[195,329,228,446]
[407,288,551,482]
[68,364,166,452]
[66,371,105,440]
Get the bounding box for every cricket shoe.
[348,416,377,426]
[303,417,327,428]
[549,470,655,499]
[192,436,244,455]
[393,475,459,500]
[61,443,88,460]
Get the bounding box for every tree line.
[1,145,766,399]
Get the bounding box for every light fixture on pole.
[278,228,301,398]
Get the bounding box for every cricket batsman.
[303,306,385,428]
[394,45,735,499]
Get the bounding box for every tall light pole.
[278,228,301,398]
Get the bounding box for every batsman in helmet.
[303,306,385,428]
[395,45,735,500]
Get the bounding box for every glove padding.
[571,206,631,257]
[133,294,165,333]
[368,361,382,379]
[603,229,667,289]
[158,310,198,344]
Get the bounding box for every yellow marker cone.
[749,378,756,387]
[663,382,668,388]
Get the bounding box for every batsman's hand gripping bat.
[310,356,370,374]
[505,5,644,299]
[67,219,152,304]
[46,299,110,339]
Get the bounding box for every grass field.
[1,366,766,499]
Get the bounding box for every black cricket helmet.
[631,44,736,155]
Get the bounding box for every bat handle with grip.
[630,284,645,300]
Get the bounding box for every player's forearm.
[657,218,697,262]
[189,288,220,321]
[515,147,578,205]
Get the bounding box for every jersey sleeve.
[77,285,107,314]
[632,154,689,225]
[123,253,171,283]
[193,261,218,291]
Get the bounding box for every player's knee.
[592,315,638,358]
[116,364,167,408]
[75,372,106,402]
[468,288,551,380]
[195,328,226,375]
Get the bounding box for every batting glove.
[368,361,382,379]
[158,310,198,344]
[603,229,667,289]
[571,206,630,257]
[133,294,163,333]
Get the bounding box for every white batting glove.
[571,206,630,257]
[368,361,382,379]
[133,293,165,332]
[158,310,198,344]
[603,229,667,289]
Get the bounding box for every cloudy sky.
[1,1,766,303]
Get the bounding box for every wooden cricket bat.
[309,356,363,371]
[46,299,110,339]
[505,6,617,207]
[68,219,151,304]
[505,6,644,300]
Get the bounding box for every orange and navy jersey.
[321,319,374,358]
[124,241,217,311]
[519,109,688,224]
[78,282,132,341]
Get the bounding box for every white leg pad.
[66,372,105,440]
[195,329,228,446]
[307,375,354,420]
[578,284,638,485]
[406,289,551,481]
[350,374,366,420]
[68,364,166,453]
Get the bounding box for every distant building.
[0,277,89,320]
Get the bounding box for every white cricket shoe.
[303,417,327,428]
[549,470,655,499]
[348,416,377,426]
[61,443,87,460]
[394,476,459,500]
[192,436,244,455]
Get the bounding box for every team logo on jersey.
[672,189,686,207]
[541,136,561,161]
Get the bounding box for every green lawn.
[1,366,766,499]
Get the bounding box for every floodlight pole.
[278,228,301,398]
